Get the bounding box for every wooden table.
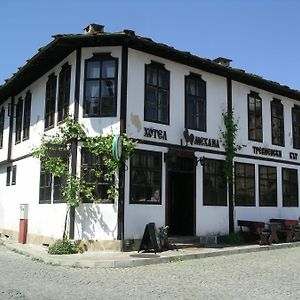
[267,222,280,244]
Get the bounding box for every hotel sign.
[144,127,167,140]
[183,129,220,148]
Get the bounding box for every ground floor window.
[282,168,298,207]
[259,165,277,206]
[39,166,65,204]
[80,148,114,203]
[203,158,227,206]
[235,162,255,206]
[130,150,162,204]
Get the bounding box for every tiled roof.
[1,29,300,102]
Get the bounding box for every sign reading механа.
[183,129,220,148]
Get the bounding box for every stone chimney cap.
[213,57,232,67]
[83,24,104,34]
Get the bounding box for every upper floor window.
[15,97,23,144]
[83,54,117,117]
[23,91,31,141]
[271,99,284,146]
[248,92,262,142]
[292,105,300,149]
[259,165,277,207]
[185,74,206,131]
[44,74,57,130]
[144,62,169,124]
[57,63,71,123]
[0,107,5,149]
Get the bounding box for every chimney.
[213,57,232,67]
[83,24,104,35]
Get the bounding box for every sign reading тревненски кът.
[252,146,282,157]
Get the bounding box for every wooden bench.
[237,220,269,245]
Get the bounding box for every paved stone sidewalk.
[1,237,300,268]
[1,245,300,299]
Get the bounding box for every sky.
[1,0,300,90]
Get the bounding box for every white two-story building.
[1,24,300,250]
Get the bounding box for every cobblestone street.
[1,245,300,299]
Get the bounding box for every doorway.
[166,154,195,236]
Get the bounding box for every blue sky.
[1,0,300,89]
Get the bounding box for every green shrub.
[48,239,78,255]
[222,233,244,245]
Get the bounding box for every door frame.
[164,149,196,236]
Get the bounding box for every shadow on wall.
[75,203,117,240]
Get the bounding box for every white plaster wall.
[232,80,300,160]
[234,157,300,231]
[0,157,66,239]
[0,100,11,162]
[195,152,228,236]
[10,51,77,160]
[124,143,168,239]
[127,48,226,148]
[125,49,229,238]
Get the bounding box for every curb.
[1,239,300,268]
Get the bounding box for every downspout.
[227,77,234,233]
[117,45,128,250]
[69,48,81,239]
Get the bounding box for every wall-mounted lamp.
[197,156,205,166]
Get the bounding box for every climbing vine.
[220,110,243,184]
[33,117,136,238]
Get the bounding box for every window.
[185,74,206,131]
[39,168,52,204]
[130,150,162,204]
[235,162,255,206]
[292,105,300,149]
[57,64,71,123]
[23,91,31,140]
[0,107,5,149]
[282,168,298,207]
[259,165,277,206]
[248,92,262,142]
[83,54,117,117]
[203,159,227,206]
[271,99,284,146]
[6,166,11,186]
[39,166,65,204]
[81,148,114,203]
[144,62,169,124]
[15,98,23,143]
[44,74,57,130]
[11,166,17,185]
